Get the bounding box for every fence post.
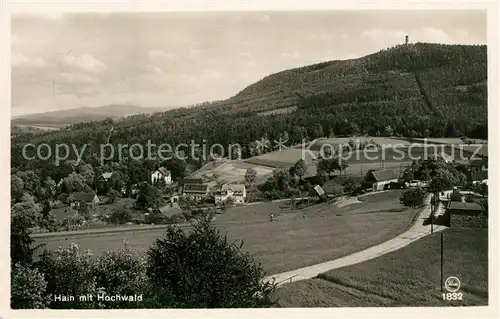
[440,232,444,292]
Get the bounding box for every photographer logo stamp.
[445,276,461,293]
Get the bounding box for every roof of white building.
[221,184,245,192]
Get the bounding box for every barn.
[363,169,399,191]
[446,201,487,228]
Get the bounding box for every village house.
[179,178,203,186]
[178,178,203,193]
[158,202,184,219]
[363,169,399,191]
[68,191,100,209]
[182,183,209,200]
[446,201,486,228]
[470,170,488,186]
[215,184,247,204]
[151,167,172,185]
[321,179,345,197]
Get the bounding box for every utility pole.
[440,232,444,292]
[431,212,434,234]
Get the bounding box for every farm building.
[151,167,172,185]
[158,202,184,218]
[179,178,203,185]
[363,169,399,191]
[68,191,99,209]
[215,184,246,204]
[446,201,487,228]
[321,179,344,196]
[182,183,209,200]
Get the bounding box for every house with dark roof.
[447,201,485,214]
[446,201,487,228]
[363,169,398,191]
[179,178,203,186]
[215,184,247,204]
[182,183,209,200]
[68,191,99,209]
[159,202,184,218]
[151,167,172,185]
[321,179,344,196]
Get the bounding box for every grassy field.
[190,160,274,184]
[243,140,479,173]
[412,138,488,145]
[277,228,488,307]
[301,137,415,151]
[257,106,297,116]
[244,148,319,168]
[35,190,417,275]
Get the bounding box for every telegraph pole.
[431,194,434,234]
[440,232,444,292]
[431,213,434,234]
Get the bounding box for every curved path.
[264,195,447,286]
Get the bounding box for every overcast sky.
[11,10,486,116]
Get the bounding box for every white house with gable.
[151,167,172,185]
[215,184,246,204]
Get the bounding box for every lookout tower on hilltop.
[405,35,409,45]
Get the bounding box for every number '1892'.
[442,292,463,301]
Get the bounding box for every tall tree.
[147,216,276,307]
[11,174,24,203]
[244,168,257,186]
[291,159,307,181]
[400,187,427,209]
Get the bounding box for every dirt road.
[264,194,446,286]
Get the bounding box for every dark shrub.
[146,216,276,308]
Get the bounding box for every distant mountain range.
[11,105,169,127]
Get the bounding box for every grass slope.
[35,191,416,274]
[277,228,488,307]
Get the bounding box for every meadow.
[243,140,480,171]
[189,160,275,184]
[35,190,417,275]
[277,228,488,307]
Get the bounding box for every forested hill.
[12,42,487,173]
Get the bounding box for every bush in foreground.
[400,187,427,209]
[15,216,276,309]
[37,244,98,309]
[147,216,277,308]
[11,263,48,309]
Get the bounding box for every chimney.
[405,35,409,45]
